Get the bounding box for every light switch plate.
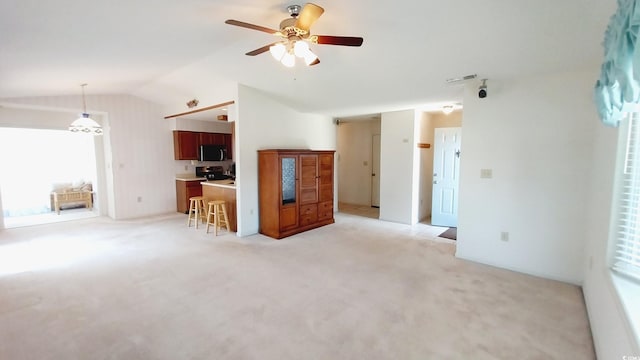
[480,169,493,179]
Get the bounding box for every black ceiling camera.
[478,79,488,98]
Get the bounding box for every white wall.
[235,85,335,236]
[456,70,597,284]
[0,94,173,219]
[379,110,420,224]
[336,119,381,206]
[0,107,75,129]
[453,69,640,358]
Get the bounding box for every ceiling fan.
[225,3,364,67]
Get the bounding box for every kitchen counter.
[201,180,237,232]
[200,180,236,189]
[175,176,206,181]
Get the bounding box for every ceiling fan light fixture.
[442,105,455,115]
[225,3,363,67]
[281,52,296,67]
[269,43,286,60]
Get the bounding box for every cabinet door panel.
[280,206,298,231]
[318,153,333,203]
[281,156,297,205]
[174,131,199,160]
[186,183,202,198]
[299,154,318,204]
[224,133,233,159]
[319,184,333,202]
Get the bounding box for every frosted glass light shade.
[303,49,318,66]
[442,105,454,115]
[270,43,286,60]
[281,52,296,67]
[69,113,103,134]
[294,41,309,58]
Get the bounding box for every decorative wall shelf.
[164,100,234,119]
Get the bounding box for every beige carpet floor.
[0,212,594,359]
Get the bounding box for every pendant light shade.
[69,84,102,135]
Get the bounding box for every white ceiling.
[0,1,615,117]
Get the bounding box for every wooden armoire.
[258,149,335,239]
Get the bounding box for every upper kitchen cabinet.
[199,132,225,146]
[173,130,232,161]
[173,130,199,160]
[224,133,233,160]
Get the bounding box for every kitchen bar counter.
[201,180,237,232]
[175,176,206,181]
[200,180,236,190]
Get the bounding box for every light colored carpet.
[0,213,594,359]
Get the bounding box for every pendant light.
[69,83,102,135]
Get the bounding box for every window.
[613,112,640,281]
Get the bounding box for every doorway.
[336,116,381,219]
[371,134,381,208]
[0,127,99,228]
[431,127,461,227]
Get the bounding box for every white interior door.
[371,134,381,207]
[431,127,461,227]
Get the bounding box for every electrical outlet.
[500,232,509,242]
[480,169,493,179]
[184,165,188,171]
[137,196,142,203]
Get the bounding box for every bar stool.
[187,196,206,228]
[206,200,230,235]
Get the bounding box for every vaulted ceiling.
[0,1,615,117]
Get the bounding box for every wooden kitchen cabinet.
[173,131,199,160]
[224,133,233,160]
[173,130,232,160]
[176,179,203,213]
[200,132,225,146]
[258,149,335,239]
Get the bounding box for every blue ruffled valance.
[595,0,640,127]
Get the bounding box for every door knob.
[433,180,438,184]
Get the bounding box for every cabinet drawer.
[299,204,318,226]
[318,201,333,220]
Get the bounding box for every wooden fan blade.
[315,35,363,46]
[295,3,324,31]
[309,58,320,66]
[225,19,278,34]
[246,43,275,56]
